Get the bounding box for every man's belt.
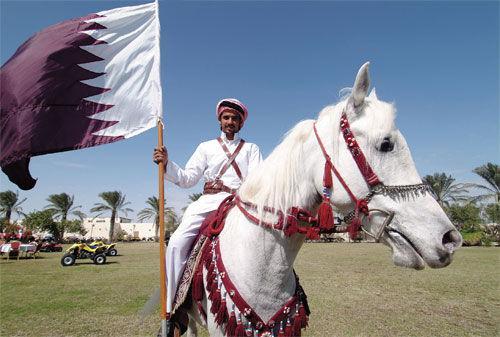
[203,180,236,195]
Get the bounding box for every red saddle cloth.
[171,195,234,312]
[173,196,311,337]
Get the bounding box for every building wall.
[71,217,155,241]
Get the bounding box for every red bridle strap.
[235,196,322,240]
[313,123,359,204]
[314,113,382,238]
[340,113,381,187]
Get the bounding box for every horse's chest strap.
[234,196,331,240]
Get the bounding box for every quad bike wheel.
[107,248,118,256]
[93,254,107,265]
[61,253,76,267]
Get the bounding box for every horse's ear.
[352,62,370,107]
[368,88,377,100]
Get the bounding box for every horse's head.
[316,62,462,270]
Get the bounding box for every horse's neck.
[219,209,305,322]
[216,116,341,320]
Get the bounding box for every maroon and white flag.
[1,2,162,190]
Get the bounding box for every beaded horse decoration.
[182,62,462,337]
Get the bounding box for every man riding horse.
[153,98,263,336]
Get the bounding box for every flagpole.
[157,120,168,337]
[155,1,178,336]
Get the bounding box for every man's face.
[219,110,242,135]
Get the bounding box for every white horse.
[185,62,462,337]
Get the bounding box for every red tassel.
[206,262,215,288]
[278,327,286,337]
[318,199,334,231]
[285,319,293,337]
[215,299,228,326]
[211,290,221,315]
[208,279,217,301]
[324,161,333,189]
[234,321,246,337]
[348,218,362,240]
[226,311,237,337]
[298,304,308,328]
[293,317,302,337]
[192,271,204,302]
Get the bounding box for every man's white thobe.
[165,132,262,312]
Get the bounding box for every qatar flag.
[0,2,162,190]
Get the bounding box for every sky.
[0,0,498,222]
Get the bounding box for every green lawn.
[0,243,498,337]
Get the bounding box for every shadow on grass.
[65,261,120,267]
[0,255,48,261]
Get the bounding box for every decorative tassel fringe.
[192,271,204,302]
[234,321,246,337]
[208,280,218,301]
[245,324,253,337]
[298,304,308,328]
[215,298,228,326]
[278,323,286,337]
[318,199,334,231]
[323,161,333,189]
[226,311,237,337]
[348,218,362,240]
[285,318,293,337]
[292,317,302,337]
[207,262,215,290]
[211,290,221,315]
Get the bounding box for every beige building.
[65,217,156,241]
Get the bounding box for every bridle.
[313,110,430,241]
[232,107,430,242]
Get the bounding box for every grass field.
[0,243,498,337]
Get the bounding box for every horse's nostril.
[442,230,462,253]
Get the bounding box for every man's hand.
[153,146,168,165]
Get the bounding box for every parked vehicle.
[60,243,107,266]
[88,241,118,256]
[40,242,63,252]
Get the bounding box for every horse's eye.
[379,137,394,152]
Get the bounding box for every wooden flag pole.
[157,120,168,337]
[157,120,181,337]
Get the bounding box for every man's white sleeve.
[247,144,263,174]
[165,144,207,188]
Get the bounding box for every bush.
[481,223,500,244]
[460,231,484,246]
[447,204,481,231]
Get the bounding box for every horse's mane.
[239,99,347,218]
[239,91,397,220]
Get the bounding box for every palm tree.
[137,196,178,241]
[91,191,133,242]
[181,192,203,213]
[471,163,499,203]
[423,173,470,208]
[0,190,27,232]
[45,193,86,240]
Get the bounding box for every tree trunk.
[109,211,116,242]
[155,215,160,242]
[60,215,67,242]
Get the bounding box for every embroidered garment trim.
[198,236,309,337]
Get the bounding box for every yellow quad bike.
[89,240,118,256]
[60,243,107,266]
